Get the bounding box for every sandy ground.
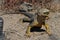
[0,11,60,40]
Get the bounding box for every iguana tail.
[19,9,34,22]
[19,9,34,18]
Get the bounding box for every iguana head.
[37,8,50,20]
[38,8,50,16]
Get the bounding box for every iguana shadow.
[30,27,45,32]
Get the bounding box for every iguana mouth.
[44,12,49,15]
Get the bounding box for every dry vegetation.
[1,0,60,12]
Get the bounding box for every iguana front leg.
[43,24,51,35]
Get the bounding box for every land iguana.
[19,8,51,37]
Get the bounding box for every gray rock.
[20,2,33,12]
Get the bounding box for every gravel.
[0,11,60,40]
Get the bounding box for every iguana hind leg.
[26,25,32,36]
[26,21,38,36]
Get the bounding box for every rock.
[20,2,33,12]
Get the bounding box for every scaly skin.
[19,9,51,37]
[26,13,51,36]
